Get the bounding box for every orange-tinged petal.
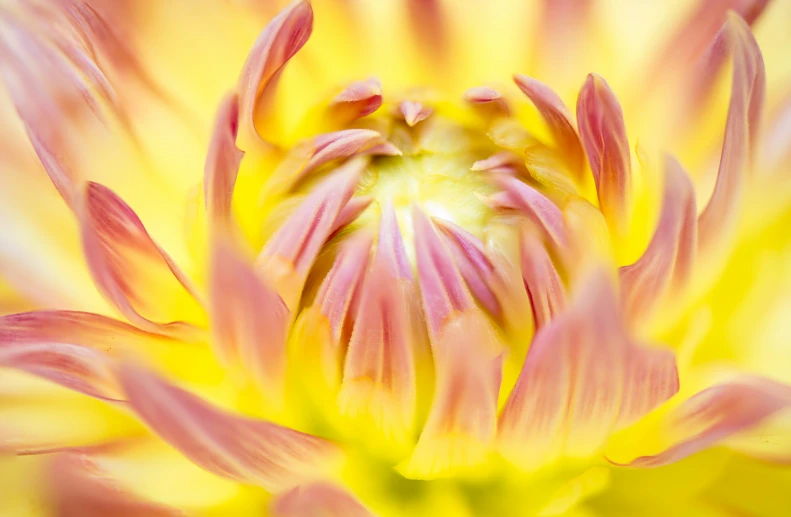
[513,74,584,178]
[576,74,632,237]
[621,377,791,468]
[237,0,313,145]
[499,271,678,469]
[697,13,765,252]
[406,0,447,63]
[209,239,289,401]
[520,228,566,329]
[339,205,417,442]
[50,452,183,517]
[330,78,383,122]
[258,158,365,308]
[620,156,697,324]
[204,93,244,225]
[398,100,433,127]
[271,482,373,517]
[118,363,342,492]
[79,182,204,335]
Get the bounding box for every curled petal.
[78,183,204,334]
[472,151,526,176]
[237,0,313,143]
[576,74,632,237]
[50,452,183,517]
[209,240,289,400]
[402,310,503,479]
[514,74,584,177]
[398,100,433,127]
[339,206,417,441]
[697,13,765,252]
[490,175,567,250]
[499,271,679,469]
[464,86,510,115]
[520,229,566,329]
[271,483,373,517]
[620,156,697,323]
[412,206,474,337]
[258,158,365,308]
[119,363,342,491]
[204,93,244,224]
[330,78,383,121]
[435,218,501,317]
[620,377,791,468]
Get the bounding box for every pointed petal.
[398,100,433,127]
[435,218,501,317]
[520,229,566,329]
[464,86,510,115]
[209,240,289,400]
[697,14,765,252]
[204,93,244,224]
[238,0,313,144]
[303,129,382,180]
[330,78,383,121]
[499,271,678,469]
[490,175,567,250]
[271,483,373,517]
[412,206,474,337]
[472,151,526,176]
[576,74,632,237]
[620,156,697,323]
[50,452,183,517]
[258,158,365,308]
[329,196,374,237]
[514,74,584,177]
[78,182,204,335]
[119,363,342,491]
[402,309,503,479]
[339,207,417,441]
[621,377,791,468]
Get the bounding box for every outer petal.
[50,452,183,517]
[576,74,632,237]
[697,14,765,252]
[514,74,584,178]
[118,363,342,492]
[520,229,566,329]
[257,158,365,308]
[619,156,697,323]
[78,182,204,335]
[271,483,373,517]
[621,377,791,468]
[209,240,289,402]
[204,93,244,225]
[237,0,313,144]
[499,271,679,470]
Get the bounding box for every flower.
[1,0,791,515]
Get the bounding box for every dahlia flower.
[2,0,791,515]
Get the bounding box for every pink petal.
[620,156,697,323]
[339,206,417,440]
[403,309,503,478]
[398,100,433,127]
[406,0,447,61]
[79,182,204,335]
[271,483,373,517]
[697,14,765,251]
[411,206,474,337]
[49,452,183,517]
[514,74,585,178]
[302,129,382,180]
[204,93,244,224]
[619,377,791,468]
[520,229,566,329]
[490,175,567,250]
[237,0,313,144]
[330,78,383,121]
[209,240,289,399]
[471,151,526,176]
[434,218,501,317]
[499,271,679,468]
[257,158,365,308]
[464,86,510,114]
[329,196,374,238]
[576,74,632,237]
[118,363,342,491]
